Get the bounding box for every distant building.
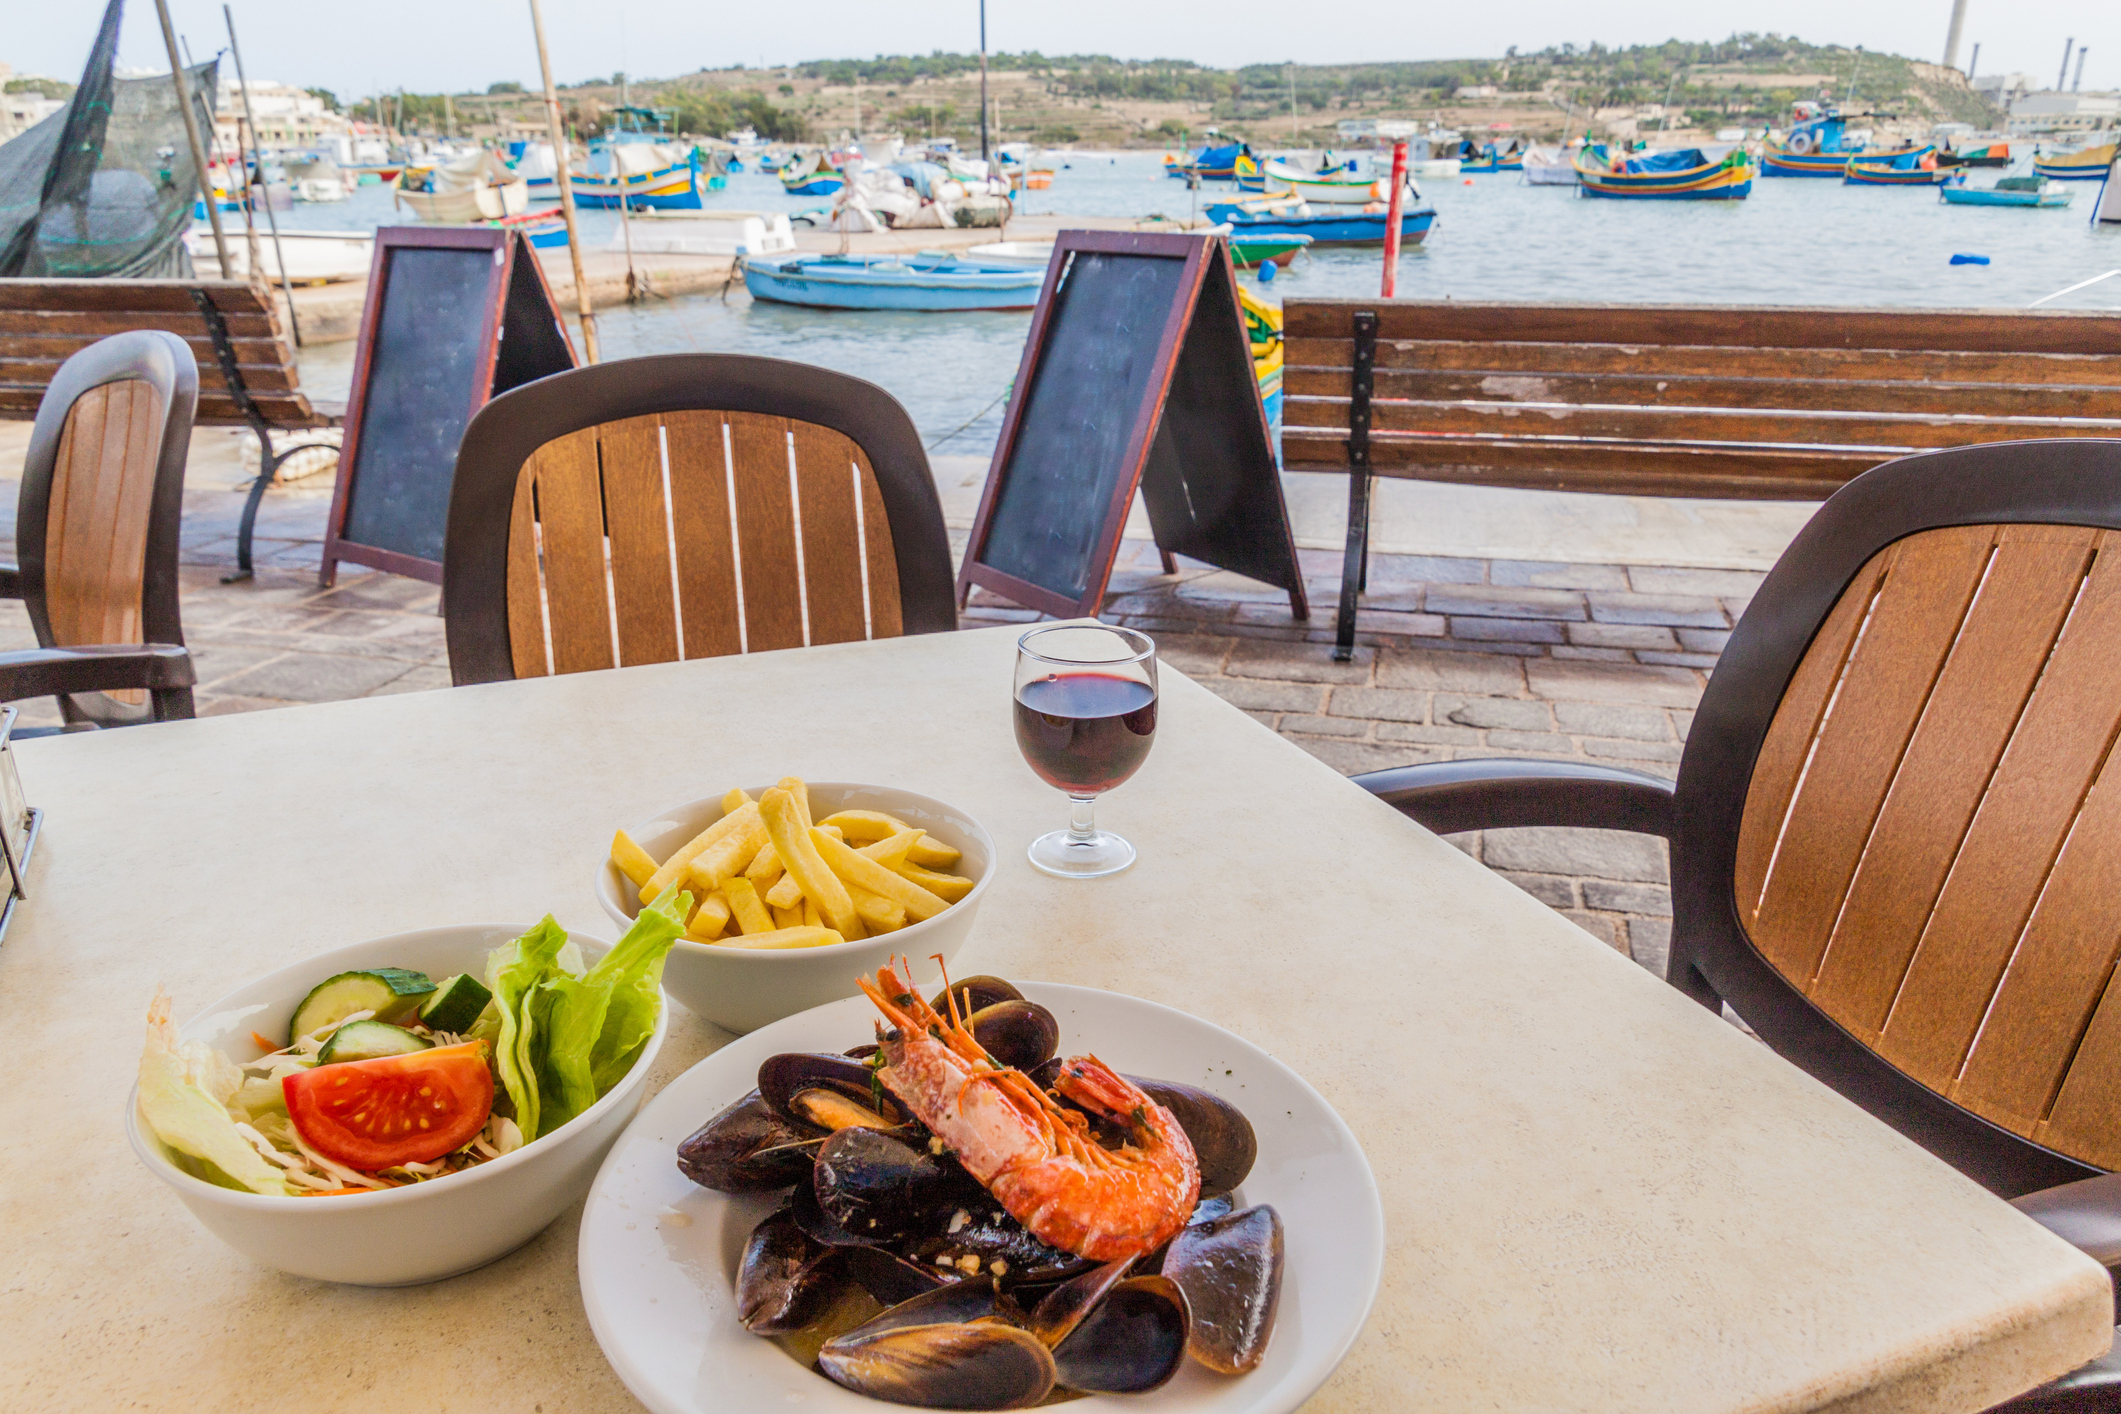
[2007,90,2120,135]
[0,62,69,142]
[1973,72,2037,106]
[1456,85,1499,99]
[210,75,348,151]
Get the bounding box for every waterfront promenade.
[0,418,1810,981]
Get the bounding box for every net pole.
[223,5,304,346]
[152,0,232,275]
[528,0,599,361]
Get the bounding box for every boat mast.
[152,0,232,276]
[528,0,600,361]
[978,0,989,164]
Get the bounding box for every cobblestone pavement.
[1,440,1769,980]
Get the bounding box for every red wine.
[1014,672,1158,794]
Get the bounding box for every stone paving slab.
[0,442,1764,986]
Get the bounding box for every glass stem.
[1066,793,1098,844]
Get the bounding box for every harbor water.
[291,152,2121,458]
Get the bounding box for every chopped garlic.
[947,1208,969,1234]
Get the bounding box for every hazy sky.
[8,0,2113,102]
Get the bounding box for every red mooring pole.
[1381,139,1409,297]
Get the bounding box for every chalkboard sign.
[321,226,576,585]
[958,231,1306,622]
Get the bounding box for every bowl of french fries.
[598,777,993,1034]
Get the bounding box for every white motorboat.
[610,211,798,256]
[393,150,529,223]
[1522,145,1581,185]
[184,228,375,283]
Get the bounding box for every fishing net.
[0,0,218,278]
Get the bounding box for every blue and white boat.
[742,253,1044,311]
[1206,200,1435,248]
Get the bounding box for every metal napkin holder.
[0,707,43,940]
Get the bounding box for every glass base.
[1028,828,1136,879]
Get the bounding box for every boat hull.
[570,163,711,209]
[742,255,1042,311]
[394,181,531,222]
[1263,160,1394,204]
[1227,233,1312,267]
[1940,187,2071,208]
[1844,147,1945,185]
[1207,204,1434,246]
[782,175,847,196]
[1762,149,1852,177]
[2035,145,2120,181]
[1576,156,1754,200]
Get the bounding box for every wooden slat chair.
[1,330,199,729]
[1281,299,2121,656]
[1357,438,2121,1412]
[443,353,957,684]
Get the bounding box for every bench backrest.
[1282,300,2121,500]
[0,278,322,430]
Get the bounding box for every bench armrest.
[1354,758,1677,838]
[0,644,196,702]
[0,562,20,600]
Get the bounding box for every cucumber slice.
[418,973,493,1034]
[289,968,435,1043]
[317,1020,435,1065]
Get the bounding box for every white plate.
[579,982,1383,1414]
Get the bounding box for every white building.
[1972,72,2037,106]
[2007,90,2120,135]
[209,75,348,152]
[0,63,69,142]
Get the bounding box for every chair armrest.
[0,644,195,701]
[1354,758,1677,837]
[0,562,20,599]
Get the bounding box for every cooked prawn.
[857,959,1200,1262]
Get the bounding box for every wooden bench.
[1280,299,2121,656]
[0,278,344,581]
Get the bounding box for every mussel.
[1163,1204,1283,1374]
[676,1090,818,1192]
[964,1000,1059,1072]
[928,975,1023,1017]
[904,1192,1091,1283]
[737,1207,841,1333]
[1049,1276,1190,1394]
[759,1052,902,1132]
[813,1127,970,1246]
[817,1276,1055,1410]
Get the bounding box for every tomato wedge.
[284,1041,494,1170]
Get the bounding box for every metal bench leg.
[1334,311,1379,662]
[223,432,279,584]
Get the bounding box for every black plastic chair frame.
[7,330,199,727]
[442,352,958,686]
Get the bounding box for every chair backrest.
[443,353,956,684]
[16,329,197,724]
[1672,438,2121,1197]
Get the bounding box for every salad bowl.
[597,783,995,1034]
[127,922,667,1287]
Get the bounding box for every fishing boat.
[1940,174,2073,208]
[1262,156,1418,205]
[741,252,1043,311]
[1575,147,1754,200]
[1206,199,1435,247]
[183,228,376,283]
[1234,150,1267,192]
[485,210,568,248]
[1166,140,1244,180]
[1239,282,1283,437]
[1844,146,1945,186]
[1459,139,1526,174]
[779,150,848,196]
[393,150,530,222]
[1522,145,1580,185]
[2035,142,2121,181]
[1762,103,1866,177]
[1940,138,2012,168]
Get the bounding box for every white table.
[1,625,2107,1412]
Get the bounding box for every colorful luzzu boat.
[1459,140,1526,174]
[1763,104,1865,177]
[2035,142,2120,181]
[778,151,848,197]
[1207,199,1435,247]
[569,157,716,209]
[1575,147,1754,200]
[1844,146,1945,186]
[1238,282,1284,445]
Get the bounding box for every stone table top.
[0,624,2107,1413]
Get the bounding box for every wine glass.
[1013,625,1158,879]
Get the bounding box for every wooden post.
[152,0,231,276]
[527,0,599,362]
[1380,139,1408,298]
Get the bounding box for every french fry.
[714,926,844,950]
[889,859,975,903]
[721,787,752,815]
[685,890,732,942]
[853,891,907,934]
[685,803,767,893]
[858,830,919,870]
[779,777,813,831]
[643,799,755,904]
[811,829,949,922]
[745,843,786,890]
[818,824,844,842]
[772,903,803,930]
[762,787,864,938]
[819,809,903,842]
[766,871,805,909]
[611,829,659,890]
[724,877,775,936]
[803,896,822,929]
[907,833,961,869]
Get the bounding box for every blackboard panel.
[494,246,575,397]
[341,245,497,566]
[977,251,1190,603]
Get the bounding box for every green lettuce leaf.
[485,916,569,1143]
[584,886,688,1096]
[137,992,293,1196]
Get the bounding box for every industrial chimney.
[1942,0,1970,70]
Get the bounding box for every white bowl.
[597,783,994,1035]
[126,922,666,1287]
